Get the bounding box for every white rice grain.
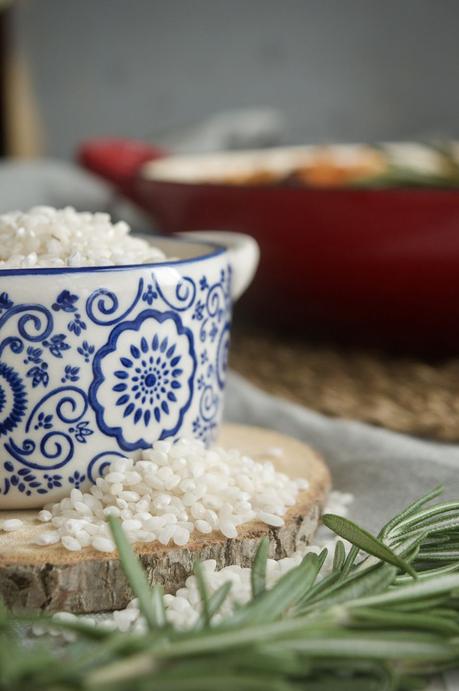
[41,438,311,553]
[1,519,24,532]
[0,206,166,269]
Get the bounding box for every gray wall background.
[13,0,459,159]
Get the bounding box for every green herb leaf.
[349,606,459,636]
[303,563,398,611]
[341,544,360,576]
[194,561,211,627]
[270,631,458,661]
[379,485,444,539]
[205,582,232,625]
[349,573,459,608]
[322,513,417,578]
[332,540,346,571]
[228,551,324,626]
[108,516,164,630]
[251,537,269,598]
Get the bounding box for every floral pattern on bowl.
[0,231,259,508]
[0,257,231,507]
[91,310,197,450]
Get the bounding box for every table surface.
[230,325,459,442]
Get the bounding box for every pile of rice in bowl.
[0,206,166,269]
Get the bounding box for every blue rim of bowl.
[0,235,226,277]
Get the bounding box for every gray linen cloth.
[224,372,459,532]
[224,372,459,691]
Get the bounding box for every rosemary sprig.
[2,487,459,690]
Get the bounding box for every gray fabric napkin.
[224,371,459,691]
[224,371,459,532]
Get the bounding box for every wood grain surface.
[0,423,330,613]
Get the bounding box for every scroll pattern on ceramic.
[0,265,232,498]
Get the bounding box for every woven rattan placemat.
[229,325,459,442]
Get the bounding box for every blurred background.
[3,0,459,443]
[4,0,459,157]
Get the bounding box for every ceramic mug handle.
[178,231,260,300]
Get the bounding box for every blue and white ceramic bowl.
[0,231,259,508]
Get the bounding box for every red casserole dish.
[79,138,459,355]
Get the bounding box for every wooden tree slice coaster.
[0,424,331,614]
